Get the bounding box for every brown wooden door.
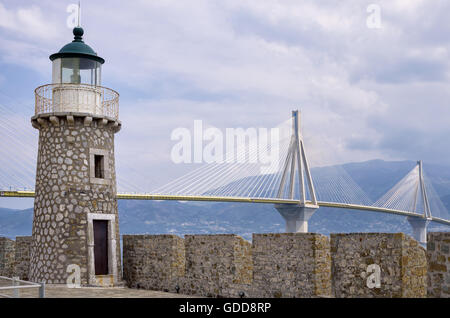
[93,220,109,275]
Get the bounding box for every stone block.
[0,237,16,278]
[14,236,32,280]
[331,233,427,298]
[184,234,252,297]
[250,233,331,298]
[427,232,450,298]
[123,234,185,293]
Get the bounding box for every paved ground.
[0,284,199,298]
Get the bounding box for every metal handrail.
[34,83,119,120]
[0,276,45,298]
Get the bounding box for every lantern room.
[49,27,104,86]
[34,26,119,118]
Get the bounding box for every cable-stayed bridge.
[0,99,449,244]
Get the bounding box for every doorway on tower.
[93,220,109,275]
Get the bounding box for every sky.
[0,0,450,208]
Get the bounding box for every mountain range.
[1,159,449,241]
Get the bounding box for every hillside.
[0,160,449,241]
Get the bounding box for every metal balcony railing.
[0,276,45,298]
[35,83,119,120]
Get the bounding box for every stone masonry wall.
[250,233,331,298]
[122,234,252,297]
[30,115,121,284]
[123,233,331,298]
[107,232,450,297]
[15,236,32,280]
[331,233,427,298]
[183,234,252,297]
[427,232,450,298]
[401,235,428,297]
[0,237,15,277]
[123,234,185,293]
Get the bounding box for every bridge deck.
[1,190,449,226]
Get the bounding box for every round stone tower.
[29,26,122,286]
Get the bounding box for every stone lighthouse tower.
[30,26,121,286]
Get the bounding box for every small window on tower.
[94,155,104,179]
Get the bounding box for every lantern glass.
[52,57,101,86]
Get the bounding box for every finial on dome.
[73,26,84,42]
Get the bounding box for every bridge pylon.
[275,110,319,233]
[407,160,432,245]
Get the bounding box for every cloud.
[0,2,65,73]
[0,0,449,192]
[0,2,60,41]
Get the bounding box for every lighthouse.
[30,26,122,286]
